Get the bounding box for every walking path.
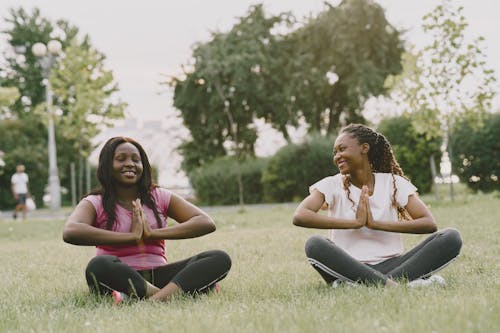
[0,202,298,222]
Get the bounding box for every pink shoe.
[112,290,127,305]
[214,283,220,294]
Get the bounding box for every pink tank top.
[84,188,172,270]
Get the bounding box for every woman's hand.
[131,199,144,242]
[363,186,377,229]
[354,186,369,228]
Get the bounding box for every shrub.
[451,113,500,192]
[262,134,336,202]
[378,115,441,193]
[189,157,268,205]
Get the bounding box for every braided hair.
[86,137,164,230]
[339,124,411,220]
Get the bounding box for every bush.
[262,134,336,202]
[451,113,500,192]
[378,115,441,193]
[189,157,268,205]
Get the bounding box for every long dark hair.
[88,136,163,230]
[339,124,411,220]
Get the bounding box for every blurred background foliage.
[0,0,498,208]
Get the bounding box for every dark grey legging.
[305,228,462,285]
[85,250,231,298]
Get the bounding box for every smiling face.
[111,142,144,186]
[333,132,369,174]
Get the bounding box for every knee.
[85,255,118,276]
[305,235,329,259]
[439,228,463,255]
[210,250,232,273]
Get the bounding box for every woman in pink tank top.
[63,137,231,303]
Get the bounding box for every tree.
[262,134,335,202]
[0,118,48,208]
[0,7,81,119]
[0,7,125,206]
[290,0,404,134]
[385,0,497,200]
[378,115,441,193]
[388,1,496,137]
[451,113,500,193]
[50,40,126,198]
[0,87,18,180]
[171,5,295,207]
[171,5,293,172]
[171,1,403,169]
[0,87,19,108]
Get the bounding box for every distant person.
[293,124,462,288]
[63,136,231,304]
[11,164,30,220]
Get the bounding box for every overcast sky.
[1,0,499,121]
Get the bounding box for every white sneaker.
[428,274,446,286]
[408,274,446,288]
[332,280,359,288]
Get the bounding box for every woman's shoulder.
[375,173,409,182]
[151,186,172,197]
[81,194,103,214]
[151,187,173,211]
[83,193,102,204]
[375,173,416,191]
[309,174,344,198]
[312,174,343,186]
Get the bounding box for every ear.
[360,143,370,155]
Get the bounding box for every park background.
[0,0,499,208]
[0,0,499,332]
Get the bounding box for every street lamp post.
[32,40,62,211]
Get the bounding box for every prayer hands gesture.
[131,199,155,242]
[355,186,376,229]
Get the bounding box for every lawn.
[1,190,499,333]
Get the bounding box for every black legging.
[305,228,462,285]
[85,250,231,298]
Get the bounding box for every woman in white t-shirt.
[293,124,462,287]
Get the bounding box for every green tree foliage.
[386,0,497,139]
[51,40,126,142]
[0,7,125,206]
[377,116,441,193]
[0,87,19,107]
[189,157,268,205]
[451,113,500,193]
[171,1,403,174]
[171,5,295,207]
[0,118,47,208]
[171,5,293,172]
[0,7,81,119]
[291,0,404,133]
[384,1,497,200]
[50,40,126,199]
[262,134,335,202]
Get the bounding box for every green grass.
[1,191,499,333]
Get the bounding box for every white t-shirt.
[310,173,417,264]
[11,172,29,194]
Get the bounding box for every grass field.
[1,189,499,333]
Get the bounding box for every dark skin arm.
[63,193,216,246]
[62,200,143,246]
[293,186,437,234]
[292,189,365,229]
[138,193,216,240]
[362,185,437,234]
